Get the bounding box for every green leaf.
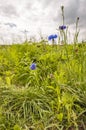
[57,113,63,121]
[13,124,21,130]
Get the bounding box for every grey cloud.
[4,23,17,28]
[52,0,86,28]
[78,0,86,28]
[64,0,86,34]
[26,0,56,11]
[28,15,39,22]
[38,0,58,8]
[64,0,80,24]
[26,2,34,10]
[0,4,18,17]
[41,0,53,8]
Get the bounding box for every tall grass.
[0,43,86,130]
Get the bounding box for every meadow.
[0,4,86,130]
[0,41,86,130]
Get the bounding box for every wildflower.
[59,25,66,30]
[48,34,57,40]
[30,63,36,70]
[48,34,58,45]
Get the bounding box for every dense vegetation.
[0,42,86,130]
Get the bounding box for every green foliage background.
[0,42,86,130]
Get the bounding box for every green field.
[0,42,86,130]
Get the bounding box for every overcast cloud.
[0,0,86,44]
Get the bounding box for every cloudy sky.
[0,0,86,44]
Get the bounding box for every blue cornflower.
[30,63,36,70]
[59,25,66,30]
[48,34,58,40]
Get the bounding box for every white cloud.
[0,0,85,44]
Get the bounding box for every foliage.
[0,42,86,129]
